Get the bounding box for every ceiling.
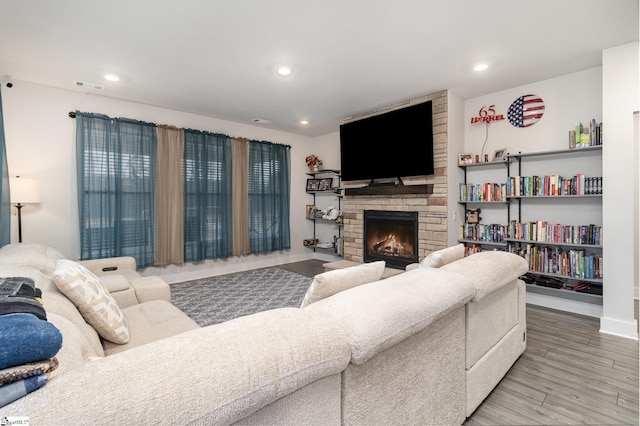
[0,1,637,137]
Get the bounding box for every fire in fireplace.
[363,210,419,269]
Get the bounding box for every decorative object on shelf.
[305,154,322,172]
[322,206,340,220]
[492,148,507,161]
[305,205,315,218]
[318,178,332,191]
[306,179,320,191]
[458,153,474,165]
[303,238,319,246]
[465,208,481,224]
[507,94,544,128]
[306,178,333,192]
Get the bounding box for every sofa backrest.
[0,248,106,372]
[305,266,476,364]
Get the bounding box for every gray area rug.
[170,268,312,327]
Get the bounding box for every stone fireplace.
[363,210,418,269]
[340,90,449,265]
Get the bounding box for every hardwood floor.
[276,259,640,425]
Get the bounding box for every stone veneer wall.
[342,90,448,264]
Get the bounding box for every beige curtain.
[232,137,250,256]
[154,125,184,265]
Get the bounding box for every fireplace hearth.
[363,210,419,269]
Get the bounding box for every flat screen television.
[339,100,434,182]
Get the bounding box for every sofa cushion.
[440,251,528,300]
[52,260,129,344]
[300,261,385,308]
[41,291,104,358]
[102,300,200,356]
[0,243,64,276]
[0,265,59,296]
[306,267,476,364]
[419,244,465,268]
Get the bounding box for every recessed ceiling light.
[276,66,293,77]
[300,120,309,125]
[104,73,121,82]
[473,63,489,72]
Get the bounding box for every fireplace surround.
[363,210,419,269]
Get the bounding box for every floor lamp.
[9,177,42,243]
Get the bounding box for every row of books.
[570,119,602,148]
[507,221,602,246]
[459,183,507,202]
[508,244,603,279]
[460,223,507,243]
[507,174,602,197]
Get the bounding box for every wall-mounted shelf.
[344,184,433,196]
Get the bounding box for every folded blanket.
[0,313,62,370]
[0,357,58,386]
[0,276,46,320]
[0,374,48,407]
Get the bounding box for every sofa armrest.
[440,251,528,300]
[79,257,137,277]
[3,308,352,425]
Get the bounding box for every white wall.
[601,41,639,339]
[1,80,327,282]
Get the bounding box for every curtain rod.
[68,111,76,118]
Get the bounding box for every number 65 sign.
[470,105,506,124]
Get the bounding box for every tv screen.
[339,100,434,182]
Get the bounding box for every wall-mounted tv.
[339,100,434,182]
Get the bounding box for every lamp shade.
[9,177,42,204]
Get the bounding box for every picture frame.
[458,153,474,165]
[492,148,507,161]
[305,205,315,218]
[465,208,481,224]
[318,178,333,191]
[306,178,320,191]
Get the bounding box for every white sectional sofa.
[0,242,527,425]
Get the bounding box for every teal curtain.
[183,129,232,261]
[76,112,157,268]
[0,88,9,246]
[248,140,290,253]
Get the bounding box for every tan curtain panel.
[232,137,250,256]
[154,125,184,265]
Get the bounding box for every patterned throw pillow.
[52,260,129,344]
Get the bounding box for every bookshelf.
[457,159,510,253]
[458,146,604,307]
[506,146,603,305]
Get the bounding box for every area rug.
[170,268,312,327]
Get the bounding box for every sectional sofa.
[0,242,527,425]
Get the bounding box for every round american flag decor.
[507,94,545,128]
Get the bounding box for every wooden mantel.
[343,184,434,196]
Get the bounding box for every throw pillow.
[300,261,385,308]
[52,259,129,344]
[419,243,465,268]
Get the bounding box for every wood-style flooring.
[276,259,640,425]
